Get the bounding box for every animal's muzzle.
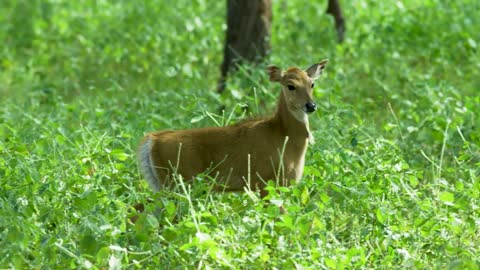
[305,102,317,113]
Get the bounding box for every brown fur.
[138,61,328,197]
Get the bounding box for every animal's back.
[138,119,284,191]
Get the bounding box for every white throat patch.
[283,90,308,124]
[282,90,314,144]
[290,108,308,124]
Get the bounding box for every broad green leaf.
[301,187,309,205]
[439,191,455,205]
[111,149,129,161]
[376,208,386,224]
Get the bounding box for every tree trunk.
[326,0,345,43]
[217,0,272,93]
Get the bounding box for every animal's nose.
[305,102,317,113]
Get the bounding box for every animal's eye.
[287,85,295,91]
[311,83,315,88]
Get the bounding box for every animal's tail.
[138,135,161,192]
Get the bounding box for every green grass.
[1,0,479,268]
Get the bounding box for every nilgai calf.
[138,60,328,197]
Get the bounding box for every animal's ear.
[305,59,328,80]
[267,66,283,82]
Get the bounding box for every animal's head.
[267,60,328,122]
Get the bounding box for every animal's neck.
[273,90,310,141]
